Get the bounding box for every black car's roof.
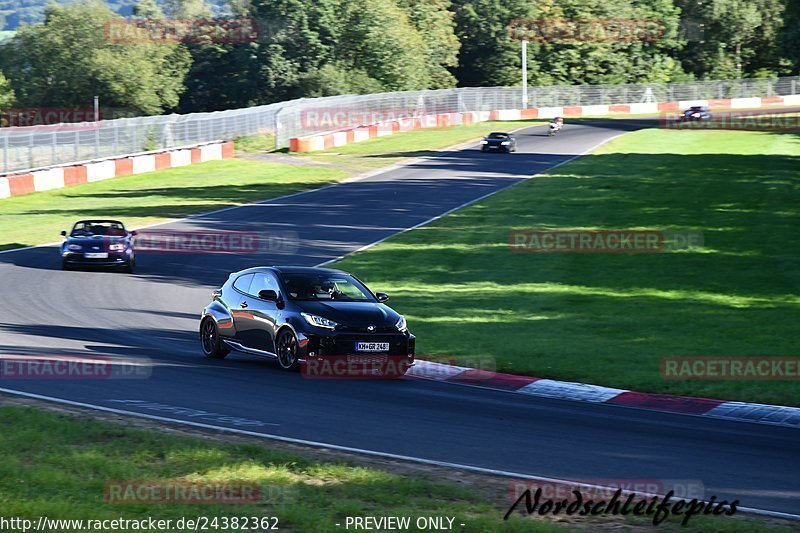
[234,266,348,276]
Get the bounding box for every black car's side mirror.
[60,230,67,236]
[375,292,389,302]
[130,230,138,236]
[259,289,278,301]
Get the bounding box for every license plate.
[84,252,108,259]
[355,342,389,352]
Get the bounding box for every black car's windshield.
[71,221,126,237]
[280,273,374,301]
[487,132,508,139]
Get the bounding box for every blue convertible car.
[60,219,136,272]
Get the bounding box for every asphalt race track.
[1,119,798,517]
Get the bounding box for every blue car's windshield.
[71,222,126,237]
[280,273,374,301]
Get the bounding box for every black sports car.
[60,219,136,272]
[200,266,415,378]
[481,132,517,152]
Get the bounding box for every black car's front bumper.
[297,331,415,378]
[482,143,511,152]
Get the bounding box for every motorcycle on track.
[548,117,564,136]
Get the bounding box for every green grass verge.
[1,404,790,532]
[333,129,800,406]
[235,132,276,153]
[0,405,550,532]
[0,159,348,251]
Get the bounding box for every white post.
[521,40,528,109]
[94,96,100,157]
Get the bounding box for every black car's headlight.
[67,244,82,251]
[108,243,124,251]
[301,312,337,330]
[395,316,407,332]
[480,140,488,144]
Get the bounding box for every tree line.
[0,0,797,118]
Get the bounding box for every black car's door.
[229,273,255,344]
[242,272,282,353]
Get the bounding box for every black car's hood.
[484,138,508,144]
[295,300,399,327]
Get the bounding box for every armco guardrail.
[1,77,798,173]
[288,94,800,152]
[0,141,234,199]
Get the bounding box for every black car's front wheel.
[200,317,229,359]
[276,329,299,371]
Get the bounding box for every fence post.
[3,134,8,173]
[28,133,34,168]
[51,131,56,164]
[74,130,79,161]
[792,79,797,96]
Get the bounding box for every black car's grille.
[318,334,410,356]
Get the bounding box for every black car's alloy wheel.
[276,329,299,370]
[201,318,228,359]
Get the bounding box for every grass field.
[0,160,347,251]
[333,129,800,406]
[0,405,546,532]
[1,403,790,532]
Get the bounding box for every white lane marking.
[0,387,797,522]
[107,398,278,427]
[317,131,626,266]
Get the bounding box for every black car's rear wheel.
[201,317,228,359]
[276,329,299,370]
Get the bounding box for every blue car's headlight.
[67,244,82,251]
[108,243,124,251]
[301,313,337,330]
[396,316,407,332]
[501,141,510,145]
